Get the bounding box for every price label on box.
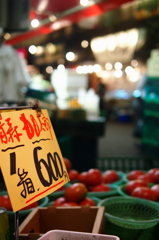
[0,109,69,212]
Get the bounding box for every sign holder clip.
[0,99,42,117]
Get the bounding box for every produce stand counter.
[51,116,106,172]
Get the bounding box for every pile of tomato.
[49,158,122,207]
[64,157,120,192]
[122,169,159,201]
[64,158,159,203]
[51,167,120,207]
[52,182,97,207]
[2,158,159,211]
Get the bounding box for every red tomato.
[64,183,88,203]
[52,197,66,206]
[125,179,149,195]
[55,185,65,192]
[131,186,157,201]
[147,168,158,183]
[87,169,102,186]
[138,174,152,183]
[60,202,79,207]
[102,170,119,183]
[151,184,159,201]
[152,169,159,184]
[91,183,111,192]
[68,169,79,181]
[127,170,145,181]
[79,197,96,206]
[63,158,72,171]
[0,195,12,211]
[22,201,38,210]
[78,171,89,186]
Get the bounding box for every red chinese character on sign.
[20,112,53,140]
[6,118,22,142]
[39,114,51,131]
[19,113,35,139]
[0,118,22,144]
[0,121,7,144]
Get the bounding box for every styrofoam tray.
[38,230,120,240]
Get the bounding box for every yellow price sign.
[0,109,69,212]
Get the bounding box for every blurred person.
[132,72,148,138]
[0,32,31,106]
[96,81,107,117]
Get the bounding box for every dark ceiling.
[5,0,134,46]
[4,0,159,68]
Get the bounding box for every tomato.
[131,186,157,201]
[151,184,159,201]
[79,197,96,206]
[64,183,88,203]
[91,183,111,192]
[22,201,38,210]
[0,195,12,211]
[147,168,158,183]
[78,171,89,186]
[127,170,145,181]
[138,174,153,183]
[60,202,79,207]
[102,170,119,183]
[63,158,72,172]
[125,179,149,195]
[68,169,79,181]
[52,197,66,206]
[55,185,65,192]
[87,169,102,186]
[152,169,159,184]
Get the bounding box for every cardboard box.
[38,230,120,240]
[19,206,105,240]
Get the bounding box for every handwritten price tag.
[0,109,69,212]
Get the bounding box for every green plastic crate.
[57,135,73,160]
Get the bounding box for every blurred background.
[1,0,159,171]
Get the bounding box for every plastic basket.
[146,77,159,87]
[58,135,73,161]
[117,184,131,197]
[144,115,159,126]
[26,89,54,102]
[97,157,159,172]
[0,191,49,219]
[142,125,159,140]
[98,196,159,229]
[122,171,148,183]
[117,183,155,199]
[38,230,120,240]
[7,195,49,218]
[103,216,159,240]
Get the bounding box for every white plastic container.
[38,230,120,240]
[51,69,88,99]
